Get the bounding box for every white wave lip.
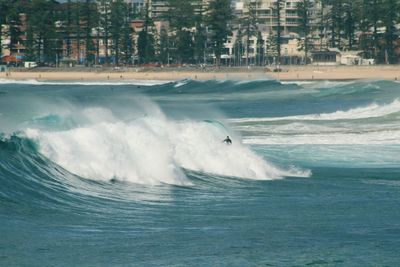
[230,99,400,123]
[25,106,310,185]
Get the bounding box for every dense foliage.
[0,0,399,66]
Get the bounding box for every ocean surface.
[1,78,400,266]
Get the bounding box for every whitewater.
[1,79,400,266]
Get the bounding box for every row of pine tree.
[0,0,399,66]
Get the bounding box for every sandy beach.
[1,65,400,82]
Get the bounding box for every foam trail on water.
[237,120,400,145]
[231,99,400,122]
[24,103,310,185]
[280,81,354,89]
[244,130,400,145]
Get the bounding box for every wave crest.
[231,99,400,123]
[24,105,309,185]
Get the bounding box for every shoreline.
[1,65,399,82]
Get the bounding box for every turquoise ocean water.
[1,79,400,266]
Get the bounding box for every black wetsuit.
[224,137,232,144]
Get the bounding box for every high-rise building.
[145,0,211,20]
[145,0,168,18]
[235,0,321,35]
[124,0,146,12]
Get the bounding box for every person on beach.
[223,136,232,145]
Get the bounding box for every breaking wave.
[230,99,400,123]
[22,103,309,185]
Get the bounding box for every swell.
[230,98,400,123]
[0,135,182,211]
[0,136,71,209]
[0,134,306,214]
[231,98,400,145]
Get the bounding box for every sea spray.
[25,105,309,184]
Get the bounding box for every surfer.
[223,136,232,145]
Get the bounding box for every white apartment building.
[235,0,321,35]
[145,0,211,19]
[228,0,322,63]
[124,0,146,12]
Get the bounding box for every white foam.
[279,80,355,87]
[24,105,309,185]
[174,79,190,88]
[0,78,170,86]
[244,131,400,145]
[239,121,400,145]
[280,81,315,85]
[233,78,275,85]
[230,99,400,123]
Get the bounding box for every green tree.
[255,31,264,66]
[0,0,25,58]
[193,2,207,64]
[272,0,284,64]
[167,0,196,63]
[343,0,357,50]
[325,0,345,49]
[297,0,312,64]
[137,30,155,64]
[74,0,83,64]
[65,0,73,58]
[242,0,258,66]
[137,3,155,64]
[0,1,8,56]
[99,0,111,65]
[206,0,233,66]
[27,0,57,64]
[7,4,23,56]
[382,0,399,64]
[176,30,194,63]
[121,3,134,65]
[110,0,124,65]
[370,0,383,60]
[158,27,169,64]
[266,33,278,65]
[359,0,382,59]
[316,0,328,50]
[233,28,244,66]
[83,0,98,65]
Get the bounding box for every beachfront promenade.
[1,65,400,82]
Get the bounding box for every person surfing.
[223,136,232,145]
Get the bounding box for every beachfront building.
[235,0,321,35]
[146,0,168,19]
[144,0,211,20]
[0,13,28,66]
[230,0,322,65]
[311,49,340,66]
[124,0,146,12]
[227,31,307,66]
[0,25,11,58]
[310,49,374,66]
